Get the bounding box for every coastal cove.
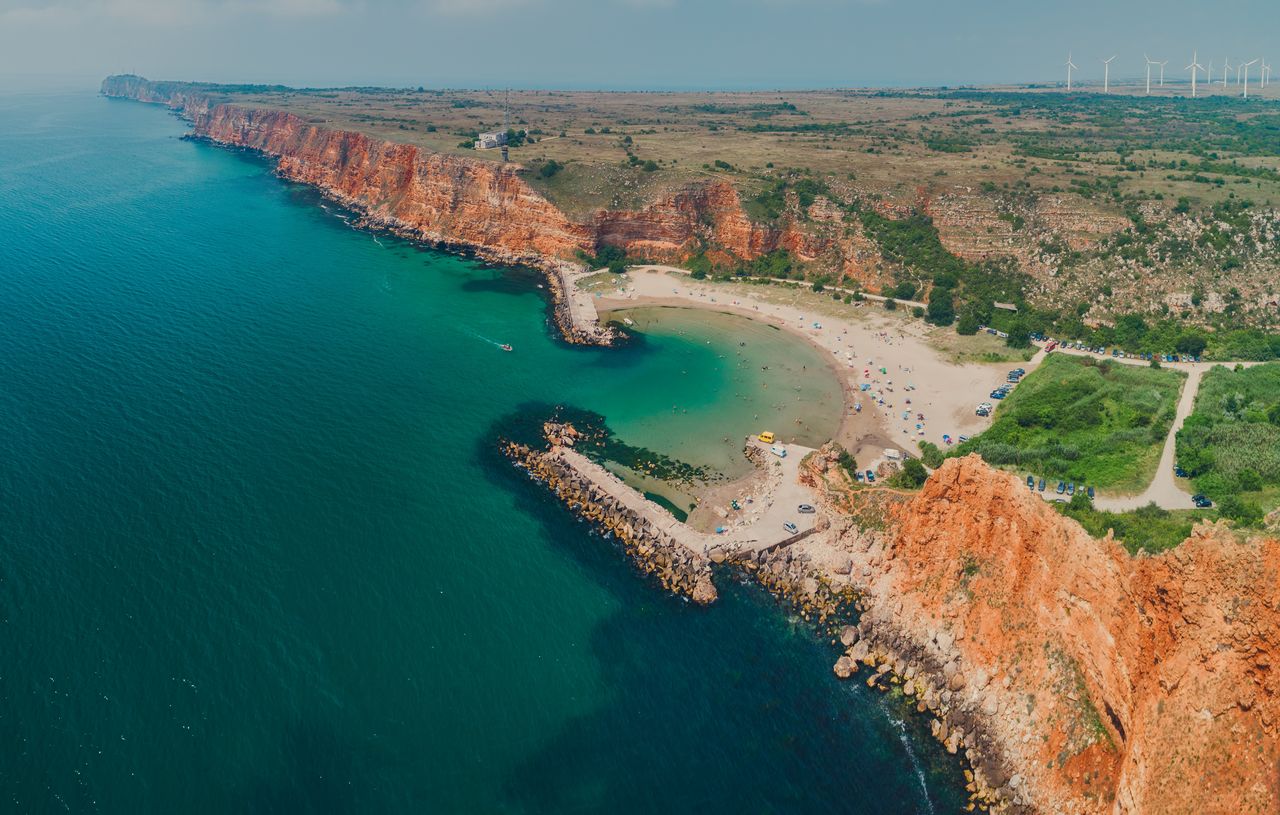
[0,88,968,812]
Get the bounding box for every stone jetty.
[503,426,718,604]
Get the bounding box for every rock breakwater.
[502,430,717,604]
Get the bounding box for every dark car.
[1087,486,1095,499]
[1027,475,1035,489]
[1056,481,1066,494]
[1174,466,1188,478]
[865,470,876,483]
[1038,478,1046,492]
[1193,494,1213,508]
[1067,482,1075,496]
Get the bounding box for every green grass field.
[1055,497,1211,555]
[951,354,1184,491]
[1177,362,1280,521]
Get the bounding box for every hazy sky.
[1,0,1278,90]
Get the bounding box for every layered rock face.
[101,76,829,277]
[195,104,595,266]
[843,455,1280,814]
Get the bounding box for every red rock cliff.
[101,76,831,275]
[826,455,1280,814]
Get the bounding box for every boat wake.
[463,328,513,352]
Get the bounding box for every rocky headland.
[509,418,1280,814]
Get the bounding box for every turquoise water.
[0,88,964,813]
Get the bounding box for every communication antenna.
[501,88,510,162]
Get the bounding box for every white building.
[474,131,507,150]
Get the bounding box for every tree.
[892,458,928,488]
[1175,333,1208,357]
[883,298,897,311]
[926,287,955,326]
[1218,495,1263,527]
[918,441,944,468]
[837,448,858,479]
[956,310,981,335]
[1005,319,1032,349]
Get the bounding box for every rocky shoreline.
[504,426,1012,812]
[502,427,717,604]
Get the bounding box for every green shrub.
[918,441,944,468]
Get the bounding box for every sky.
[1,0,1278,91]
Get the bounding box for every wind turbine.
[1242,58,1259,98]
[1102,55,1117,93]
[1065,52,1078,91]
[1144,54,1155,94]
[1159,60,1168,86]
[1186,51,1204,97]
[1262,61,1271,89]
[1223,58,1233,88]
[1237,62,1245,86]
[1207,59,1214,84]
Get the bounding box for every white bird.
[1065,52,1078,91]
[1186,51,1204,98]
[1242,58,1259,99]
[1102,55,1117,93]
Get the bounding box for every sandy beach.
[594,265,1025,468]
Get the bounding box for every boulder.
[839,626,860,647]
[833,656,856,679]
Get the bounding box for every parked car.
[1056,481,1066,494]
[1193,494,1213,508]
[797,504,816,514]
[865,470,875,483]
[1087,486,1095,499]
[1067,482,1075,496]
[1038,478,1046,492]
[783,522,799,535]
[990,390,1007,400]
[1174,466,1188,478]
[854,471,864,482]
[1027,475,1035,489]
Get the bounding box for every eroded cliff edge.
[799,452,1280,814]
[100,75,832,328]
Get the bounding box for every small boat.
[500,344,513,352]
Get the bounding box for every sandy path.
[595,266,1014,467]
[1094,367,1201,511]
[1035,346,1262,510]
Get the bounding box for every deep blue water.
[0,88,964,813]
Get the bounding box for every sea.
[0,86,965,813]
